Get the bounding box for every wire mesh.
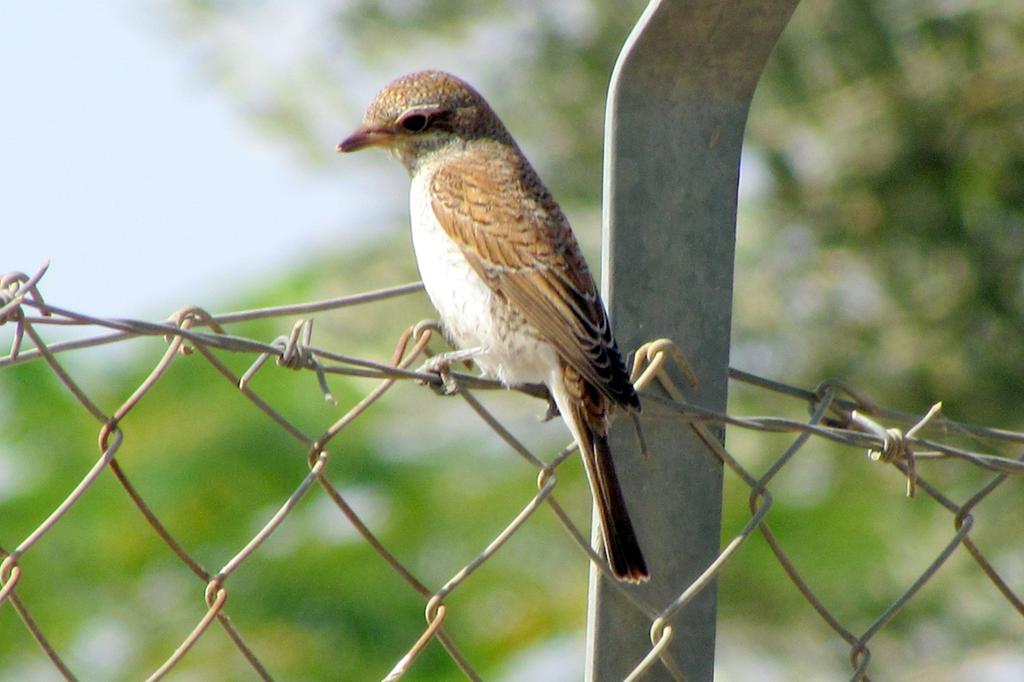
[1,262,1022,681]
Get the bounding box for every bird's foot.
[501,382,558,420]
[417,347,482,396]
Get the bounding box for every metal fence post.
[588,0,799,679]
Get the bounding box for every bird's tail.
[584,423,649,583]
[555,369,649,583]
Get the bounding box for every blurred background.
[2,0,1023,680]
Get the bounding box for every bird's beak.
[336,125,393,153]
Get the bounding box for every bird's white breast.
[409,167,556,386]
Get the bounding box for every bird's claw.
[540,396,560,421]
[417,356,460,396]
[417,347,484,396]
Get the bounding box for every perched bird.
[337,70,648,583]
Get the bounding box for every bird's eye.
[399,113,430,133]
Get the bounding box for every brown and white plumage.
[338,70,648,582]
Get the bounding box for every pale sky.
[2,2,392,319]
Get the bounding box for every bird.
[337,70,648,583]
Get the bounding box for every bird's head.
[336,70,510,172]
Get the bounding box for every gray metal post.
[589,1,798,679]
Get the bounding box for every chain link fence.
[1,262,1022,680]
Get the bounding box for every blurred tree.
[743,0,1024,426]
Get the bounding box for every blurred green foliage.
[744,0,1024,426]
[1,243,595,680]
[3,0,1022,679]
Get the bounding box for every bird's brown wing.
[429,151,639,411]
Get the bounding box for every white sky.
[2,2,389,318]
